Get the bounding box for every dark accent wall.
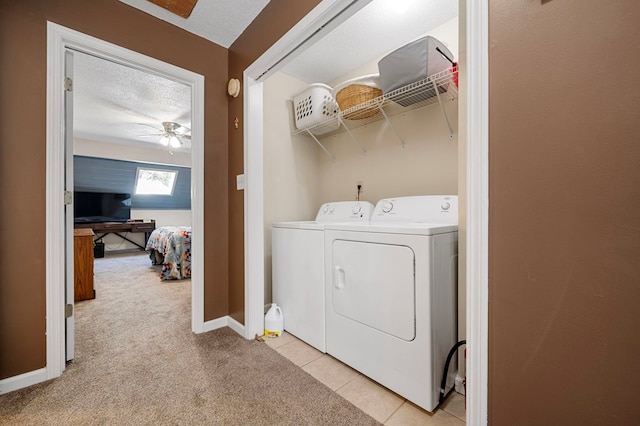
[227,0,322,324]
[489,0,640,423]
[0,0,228,379]
[74,156,191,210]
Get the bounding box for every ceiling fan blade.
[135,122,163,130]
[177,134,191,140]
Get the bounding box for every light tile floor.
[264,333,465,425]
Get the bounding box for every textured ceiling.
[75,0,458,153]
[73,51,192,153]
[75,0,274,154]
[118,0,270,48]
[279,0,458,84]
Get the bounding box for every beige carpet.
[0,252,379,425]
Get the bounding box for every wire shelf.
[292,67,458,139]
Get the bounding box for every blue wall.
[74,156,191,209]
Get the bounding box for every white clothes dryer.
[272,201,373,352]
[324,195,458,411]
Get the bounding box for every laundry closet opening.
[256,0,466,413]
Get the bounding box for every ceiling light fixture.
[158,121,190,151]
[169,135,181,148]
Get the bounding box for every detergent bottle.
[264,303,284,337]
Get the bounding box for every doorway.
[46,22,205,380]
[242,0,488,423]
[70,49,194,359]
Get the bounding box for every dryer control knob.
[351,204,362,215]
[442,202,451,211]
[329,206,335,213]
[322,205,329,213]
[382,201,394,213]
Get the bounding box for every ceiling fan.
[139,121,191,152]
[158,121,191,148]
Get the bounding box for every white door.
[330,239,416,341]
[64,49,75,361]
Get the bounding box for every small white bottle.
[264,303,284,337]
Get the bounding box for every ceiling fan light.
[169,135,181,148]
[159,135,170,146]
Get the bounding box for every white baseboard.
[201,316,229,333]
[201,315,246,338]
[455,374,466,395]
[226,316,245,336]
[0,368,47,395]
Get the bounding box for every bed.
[145,226,191,280]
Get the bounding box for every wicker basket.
[335,84,382,120]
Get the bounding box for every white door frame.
[64,50,76,362]
[243,0,489,424]
[241,0,364,340]
[464,1,489,424]
[45,22,206,380]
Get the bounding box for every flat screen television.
[74,191,132,223]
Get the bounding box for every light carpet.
[0,252,379,425]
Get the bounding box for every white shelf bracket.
[432,80,454,139]
[305,129,335,161]
[338,117,367,155]
[375,99,405,147]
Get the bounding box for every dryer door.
[330,239,416,341]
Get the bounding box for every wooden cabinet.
[74,228,95,302]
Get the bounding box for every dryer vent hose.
[439,340,467,405]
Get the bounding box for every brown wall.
[227,0,321,323]
[0,0,228,379]
[489,0,640,423]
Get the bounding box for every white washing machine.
[324,195,458,412]
[272,201,373,352]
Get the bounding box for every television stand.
[74,220,156,250]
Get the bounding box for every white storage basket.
[292,83,339,135]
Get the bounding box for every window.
[134,168,178,195]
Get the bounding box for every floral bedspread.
[145,226,191,280]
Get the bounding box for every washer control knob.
[441,202,451,211]
[382,201,394,213]
[322,204,329,213]
[329,206,335,213]
[351,204,362,215]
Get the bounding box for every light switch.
[236,174,245,190]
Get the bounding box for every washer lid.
[272,221,324,230]
[323,221,458,235]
